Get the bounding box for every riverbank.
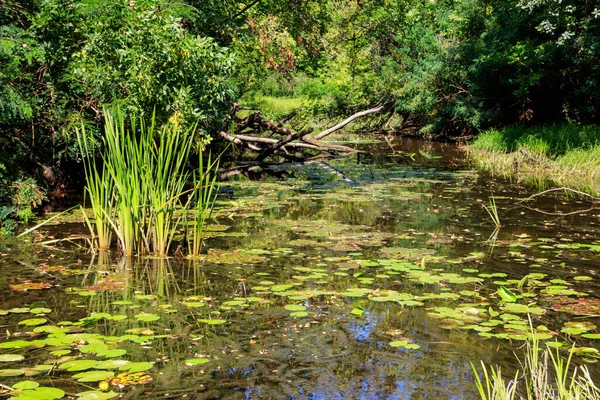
[468,124,600,195]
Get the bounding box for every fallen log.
[217,103,383,162]
[314,105,384,140]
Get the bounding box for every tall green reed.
[472,321,600,400]
[76,127,114,250]
[78,107,215,256]
[187,151,220,257]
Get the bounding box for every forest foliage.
[1,0,599,228]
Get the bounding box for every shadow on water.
[1,137,600,399]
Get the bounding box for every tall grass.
[187,151,220,257]
[76,128,114,250]
[470,124,600,194]
[472,327,600,400]
[78,108,218,256]
[482,195,501,228]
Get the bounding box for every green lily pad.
[0,354,24,362]
[77,390,119,400]
[284,304,306,312]
[121,362,153,372]
[72,370,114,382]
[185,358,209,366]
[97,349,127,358]
[29,308,52,315]
[197,319,226,325]
[18,318,48,326]
[290,311,309,317]
[390,341,421,350]
[134,313,160,322]
[13,380,40,389]
[0,368,24,377]
[15,387,65,399]
[58,360,98,372]
[94,360,131,370]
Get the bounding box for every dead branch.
[217,103,378,163]
[314,105,384,140]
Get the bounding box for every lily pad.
[72,370,114,382]
[0,354,24,362]
[390,341,421,350]
[18,318,48,326]
[185,358,210,366]
[197,319,226,325]
[13,380,40,389]
[77,390,119,400]
[284,304,307,312]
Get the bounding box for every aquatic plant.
[187,151,220,257]
[78,108,216,256]
[472,323,600,400]
[76,128,114,250]
[482,195,501,228]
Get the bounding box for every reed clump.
[472,328,600,400]
[77,108,219,257]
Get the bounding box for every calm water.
[1,138,599,399]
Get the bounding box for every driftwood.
[218,103,384,163]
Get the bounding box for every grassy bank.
[469,125,600,195]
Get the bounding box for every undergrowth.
[469,124,600,194]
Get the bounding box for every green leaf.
[581,334,600,339]
[0,354,24,362]
[0,368,25,376]
[197,319,226,325]
[18,318,47,326]
[96,349,127,358]
[29,308,52,315]
[497,286,517,303]
[185,358,209,366]
[390,341,421,350]
[134,313,160,322]
[94,360,131,370]
[58,360,98,372]
[72,370,114,382]
[290,311,309,317]
[121,362,153,372]
[284,304,306,311]
[13,380,40,389]
[76,390,119,400]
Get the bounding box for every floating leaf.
[197,319,226,325]
[77,390,119,400]
[121,362,153,372]
[72,370,114,382]
[350,306,365,316]
[290,311,309,317]
[19,387,65,399]
[18,318,47,326]
[0,354,24,362]
[182,302,206,308]
[284,305,306,312]
[581,334,600,339]
[390,341,420,350]
[58,360,98,372]
[0,368,24,377]
[134,313,160,322]
[50,350,71,357]
[94,360,131,370]
[497,286,517,303]
[30,308,52,315]
[13,380,40,389]
[97,349,127,358]
[185,358,209,366]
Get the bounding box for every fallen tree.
[217,103,387,163]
